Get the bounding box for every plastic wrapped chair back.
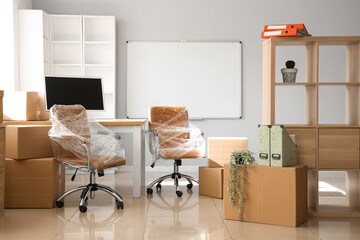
[148,106,205,160]
[49,105,126,170]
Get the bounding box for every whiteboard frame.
[126,40,242,119]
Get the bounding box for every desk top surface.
[5,119,147,126]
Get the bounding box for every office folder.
[261,28,311,38]
[264,24,309,34]
[270,125,297,167]
[258,125,271,166]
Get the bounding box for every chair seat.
[160,148,202,159]
[56,155,127,170]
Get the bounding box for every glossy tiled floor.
[0,171,359,240]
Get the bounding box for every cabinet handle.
[311,147,315,150]
[355,147,359,150]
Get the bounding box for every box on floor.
[5,157,65,208]
[199,137,248,199]
[0,124,5,216]
[6,125,53,160]
[223,163,307,227]
[3,91,49,121]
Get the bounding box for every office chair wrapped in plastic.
[147,106,205,197]
[48,105,126,213]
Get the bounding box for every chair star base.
[55,171,124,213]
[146,159,199,198]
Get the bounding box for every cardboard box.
[223,164,307,227]
[3,91,49,121]
[0,168,4,216]
[199,166,223,198]
[208,137,248,167]
[0,125,4,169]
[6,125,53,159]
[0,90,3,123]
[5,158,65,208]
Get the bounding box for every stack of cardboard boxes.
[5,125,65,208]
[199,137,248,198]
[222,126,308,227]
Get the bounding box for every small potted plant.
[281,60,298,83]
[227,150,256,219]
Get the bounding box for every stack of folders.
[261,24,311,38]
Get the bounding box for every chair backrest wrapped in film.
[148,106,205,159]
[48,105,126,170]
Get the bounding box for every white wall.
[0,0,32,92]
[32,0,360,167]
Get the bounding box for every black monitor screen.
[45,76,104,110]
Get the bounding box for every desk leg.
[133,126,144,198]
[141,126,145,187]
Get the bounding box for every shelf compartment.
[50,15,82,41]
[50,43,82,65]
[83,16,115,42]
[319,85,346,125]
[319,45,346,83]
[275,82,316,86]
[275,46,306,83]
[84,44,115,65]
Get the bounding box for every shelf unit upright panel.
[262,36,360,217]
[49,15,83,76]
[82,15,116,119]
[18,10,50,91]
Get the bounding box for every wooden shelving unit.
[262,36,360,217]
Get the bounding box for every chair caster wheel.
[56,201,64,208]
[176,191,183,197]
[147,188,153,195]
[79,205,87,213]
[117,201,124,210]
[156,183,161,191]
[187,183,193,189]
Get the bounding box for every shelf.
[84,41,114,45]
[319,82,360,85]
[84,64,114,67]
[51,41,81,44]
[265,36,360,46]
[309,205,360,217]
[275,82,316,86]
[317,124,360,128]
[284,124,316,128]
[51,63,81,66]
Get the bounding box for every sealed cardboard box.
[199,166,223,198]
[5,158,65,208]
[6,125,53,159]
[3,91,49,121]
[208,137,248,167]
[223,164,307,227]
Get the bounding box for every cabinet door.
[319,129,359,169]
[286,128,316,168]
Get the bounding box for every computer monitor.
[45,76,104,111]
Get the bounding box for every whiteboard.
[126,41,242,118]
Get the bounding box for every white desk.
[5,119,147,198]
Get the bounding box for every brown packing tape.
[199,166,223,198]
[223,164,307,227]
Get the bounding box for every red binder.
[261,28,311,39]
[264,24,309,34]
